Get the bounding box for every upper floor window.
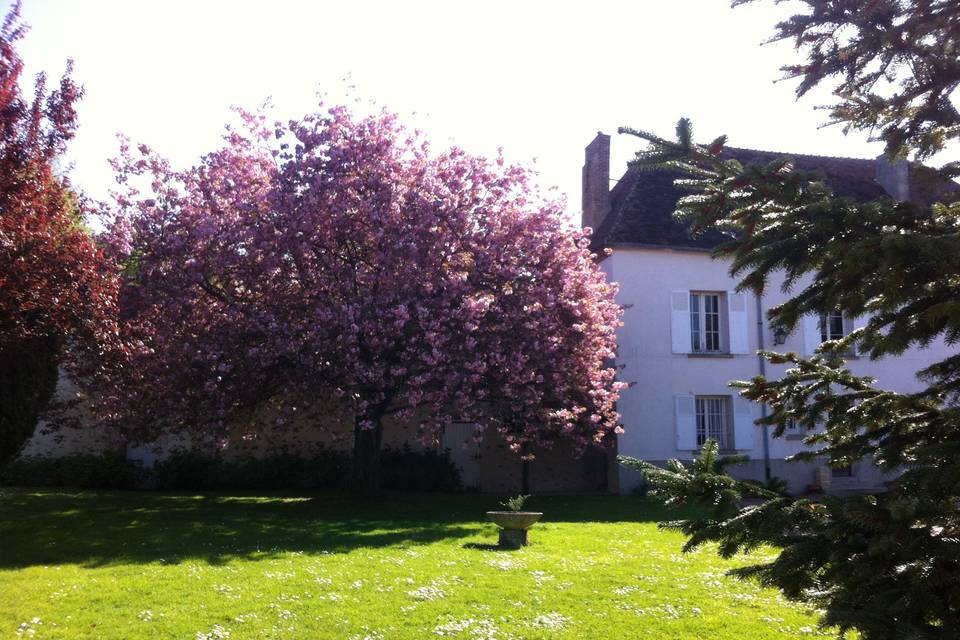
[802,311,863,356]
[690,292,722,353]
[820,311,845,342]
[784,418,805,439]
[670,289,750,356]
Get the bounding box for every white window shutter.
[852,313,872,355]
[726,291,750,354]
[671,290,691,354]
[732,395,754,450]
[802,314,821,356]
[675,394,698,451]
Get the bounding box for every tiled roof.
[592,147,960,252]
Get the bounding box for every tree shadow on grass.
[461,542,509,552]
[0,489,678,569]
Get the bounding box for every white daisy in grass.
[263,570,296,580]
[612,585,639,596]
[212,583,240,599]
[195,624,231,640]
[15,618,42,637]
[433,616,505,639]
[531,612,570,630]
[630,603,685,620]
[731,592,759,602]
[408,584,447,601]
[485,557,523,571]
[276,592,303,603]
[268,603,296,620]
[529,570,554,585]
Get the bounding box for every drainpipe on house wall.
[755,293,772,481]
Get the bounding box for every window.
[676,393,752,452]
[672,290,749,356]
[820,311,845,342]
[831,464,854,478]
[690,292,722,352]
[784,418,805,439]
[695,396,731,449]
[803,311,860,356]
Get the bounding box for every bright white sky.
[13,0,957,224]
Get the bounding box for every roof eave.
[604,241,716,254]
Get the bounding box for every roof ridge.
[722,145,878,164]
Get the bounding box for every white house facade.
[582,133,960,495]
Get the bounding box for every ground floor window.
[831,464,854,478]
[695,396,730,449]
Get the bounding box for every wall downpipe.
[755,292,772,481]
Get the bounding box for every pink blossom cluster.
[93,104,625,457]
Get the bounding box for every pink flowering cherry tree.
[98,105,625,492]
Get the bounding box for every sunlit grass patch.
[0,489,830,639]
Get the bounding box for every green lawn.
[0,489,830,639]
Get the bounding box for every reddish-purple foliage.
[0,2,116,351]
[0,2,119,462]
[98,105,625,489]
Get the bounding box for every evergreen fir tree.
[619,2,960,637]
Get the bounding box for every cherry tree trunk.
[350,414,384,494]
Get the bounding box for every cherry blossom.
[95,104,625,490]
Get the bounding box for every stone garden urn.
[486,510,543,548]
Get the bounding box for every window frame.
[689,291,726,354]
[831,463,855,478]
[784,418,805,440]
[819,311,847,342]
[695,395,732,450]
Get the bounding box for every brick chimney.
[582,133,611,231]
[875,154,910,202]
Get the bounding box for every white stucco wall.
[19,373,121,457]
[20,379,428,465]
[608,246,951,493]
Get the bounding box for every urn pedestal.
[486,511,543,549]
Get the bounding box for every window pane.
[832,464,853,478]
[696,397,728,449]
[690,294,700,351]
[829,313,844,339]
[704,295,720,351]
[695,398,706,446]
[708,398,722,445]
[821,311,845,341]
